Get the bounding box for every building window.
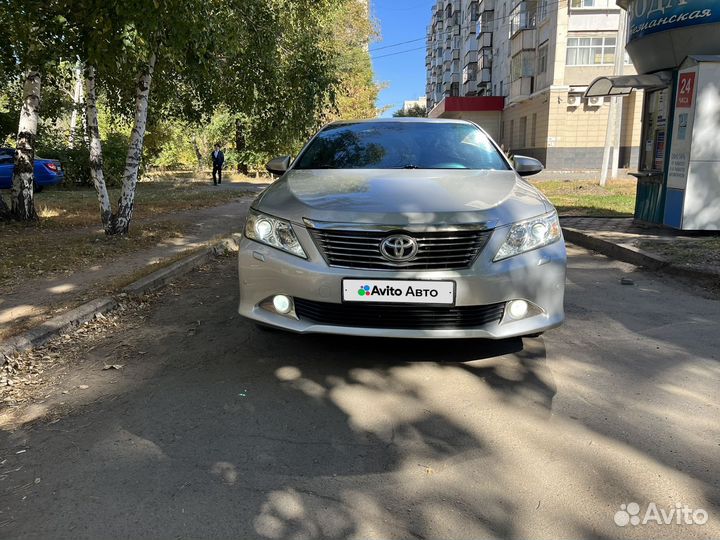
[450,82,459,97]
[538,0,550,21]
[570,0,597,7]
[566,36,616,66]
[520,116,527,148]
[467,1,479,22]
[510,1,536,36]
[463,62,478,83]
[538,44,548,74]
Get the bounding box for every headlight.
[245,209,307,258]
[493,211,561,261]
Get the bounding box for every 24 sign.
[677,72,696,108]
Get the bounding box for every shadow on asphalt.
[1,253,718,539]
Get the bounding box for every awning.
[584,72,673,98]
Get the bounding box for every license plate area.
[342,279,455,305]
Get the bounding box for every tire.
[524,332,544,338]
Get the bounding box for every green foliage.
[2,0,380,188]
[326,0,381,122]
[393,105,427,118]
[36,125,129,187]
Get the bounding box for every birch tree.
[10,69,41,221]
[83,64,112,231]
[111,52,156,234]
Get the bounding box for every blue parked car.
[0,147,64,192]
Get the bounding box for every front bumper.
[238,224,566,339]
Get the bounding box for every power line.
[371,45,428,60]
[371,0,571,57]
[370,37,427,52]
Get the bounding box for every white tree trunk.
[83,65,113,232]
[11,69,41,221]
[112,52,156,235]
[69,63,83,148]
[0,194,10,220]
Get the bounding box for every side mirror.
[513,155,544,177]
[266,155,291,175]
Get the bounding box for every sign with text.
[676,72,696,108]
[626,0,720,42]
[667,66,698,190]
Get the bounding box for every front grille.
[309,228,493,270]
[294,298,505,330]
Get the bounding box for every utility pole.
[600,9,628,186]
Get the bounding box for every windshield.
[293,122,510,170]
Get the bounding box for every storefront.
[586,0,720,231]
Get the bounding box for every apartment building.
[425,0,642,169]
[402,96,428,112]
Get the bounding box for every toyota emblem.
[380,234,418,262]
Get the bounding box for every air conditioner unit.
[587,96,604,107]
[567,94,581,107]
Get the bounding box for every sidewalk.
[561,216,720,285]
[0,192,263,341]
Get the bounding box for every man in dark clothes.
[211,144,224,185]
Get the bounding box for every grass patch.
[636,237,720,269]
[27,179,245,230]
[0,220,189,290]
[533,179,636,217]
[0,176,254,293]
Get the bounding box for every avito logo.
[357,285,372,296]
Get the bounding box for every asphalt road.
[0,245,718,539]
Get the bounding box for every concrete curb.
[562,227,669,270]
[562,226,720,282]
[0,235,241,360]
[0,297,118,360]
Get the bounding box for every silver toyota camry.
[238,118,566,339]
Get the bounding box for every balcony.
[510,1,537,37]
[444,11,459,28]
[510,27,536,56]
[463,80,479,96]
[477,82,491,96]
[477,31,493,48]
[480,67,492,83]
[442,71,460,85]
[462,62,477,84]
[479,50,492,69]
[511,77,534,99]
[479,0,495,12]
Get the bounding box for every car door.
[0,151,14,189]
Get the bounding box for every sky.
[370,0,435,117]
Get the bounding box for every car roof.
[325,118,474,126]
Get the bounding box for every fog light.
[507,299,529,320]
[272,294,292,314]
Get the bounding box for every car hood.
[253,169,551,228]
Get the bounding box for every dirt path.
[0,196,256,341]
